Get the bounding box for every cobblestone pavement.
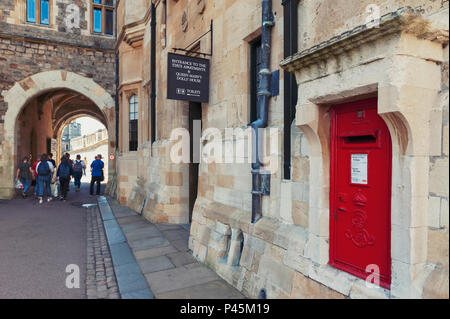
[86,206,120,299]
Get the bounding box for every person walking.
[65,153,73,192]
[47,153,59,199]
[83,157,87,176]
[48,153,56,168]
[72,155,85,192]
[57,156,73,201]
[90,155,104,196]
[31,157,40,198]
[65,153,73,165]
[36,154,55,204]
[15,157,33,198]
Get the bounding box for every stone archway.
[55,114,107,166]
[0,70,116,199]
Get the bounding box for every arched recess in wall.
[55,113,107,162]
[2,70,116,196]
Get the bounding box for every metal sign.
[167,53,210,103]
[351,153,368,185]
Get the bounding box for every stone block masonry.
[0,35,116,119]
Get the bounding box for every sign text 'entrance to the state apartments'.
[167,53,210,103]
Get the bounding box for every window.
[27,0,50,25]
[129,94,138,152]
[46,138,52,154]
[92,0,114,35]
[250,38,262,123]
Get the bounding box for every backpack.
[59,163,71,178]
[37,161,50,176]
[73,160,83,173]
[19,163,31,179]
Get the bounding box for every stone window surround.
[26,0,51,25]
[91,0,115,36]
[12,0,114,37]
[281,8,448,298]
[14,0,55,28]
[128,93,139,152]
[243,27,263,125]
[119,84,141,153]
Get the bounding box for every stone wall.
[297,0,449,51]
[71,141,109,182]
[0,36,115,107]
[423,40,449,299]
[114,0,449,299]
[15,98,54,162]
[117,0,288,224]
[188,2,449,299]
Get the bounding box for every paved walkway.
[0,182,93,299]
[104,197,245,299]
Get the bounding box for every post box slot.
[341,130,378,144]
[345,135,376,143]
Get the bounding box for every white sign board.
[351,154,368,184]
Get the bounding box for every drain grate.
[82,203,98,209]
[71,202,98,208]
[70,202,85,207]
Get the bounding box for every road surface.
[0,179,103,299]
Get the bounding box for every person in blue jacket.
[90,154,104,196]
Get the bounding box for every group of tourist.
[15,153,105,204]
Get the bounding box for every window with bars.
[27,0,50,25]
[92,0,114,35]
[129,94,138,152]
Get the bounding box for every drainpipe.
[150,2,156,144]
[250,0,274,223]
[114,2,119,152]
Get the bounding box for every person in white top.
[35,153,55,204]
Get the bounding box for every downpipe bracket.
[260,172,271,196]
[252,170,271,196]
[258,90,272,97]
[263,12,275,27]
[259,68,272,75]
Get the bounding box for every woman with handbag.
[15,157,33,198]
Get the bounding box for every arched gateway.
[0,70,116,199]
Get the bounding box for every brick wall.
[0,0,116,123]
[0,36,115,118]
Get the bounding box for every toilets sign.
[167,53,210,103]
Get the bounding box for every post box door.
[330,98,392,289]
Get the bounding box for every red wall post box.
[330,97,392,289]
